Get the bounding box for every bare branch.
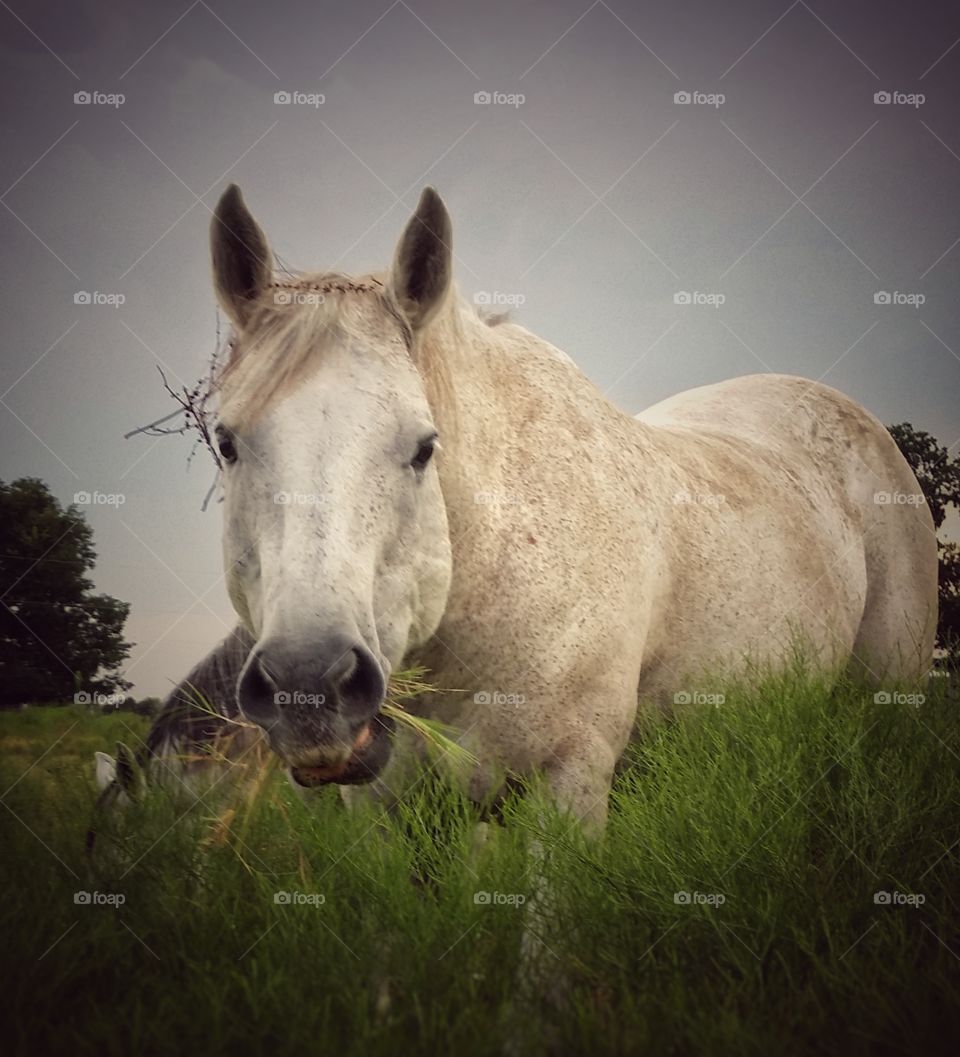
[124,314,231,502]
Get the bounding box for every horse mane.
[216,269,466,430]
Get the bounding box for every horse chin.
[287,712,395,788]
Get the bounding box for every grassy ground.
[1,669,958,1057]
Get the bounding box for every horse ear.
[94,751,116,790]
[210,183,272,328]
[391,187,452,331]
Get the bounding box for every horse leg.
[516,725,622,1014]
[848,513,937,684]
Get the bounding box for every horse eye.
[411,435,437,472]
[216,429,238,465]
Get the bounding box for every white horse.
[102,184,937,838]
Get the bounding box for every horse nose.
[237,633,385,727]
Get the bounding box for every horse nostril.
[337,645,385,718]
[237,650,281,725]
[237,636,385,731]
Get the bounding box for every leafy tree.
[0,478,132,707]
[938,542,960,664]
[888,424,960,664]
[888,424,960,530]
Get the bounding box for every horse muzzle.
[236,631,392,784]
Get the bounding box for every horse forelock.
[216,270,465,428]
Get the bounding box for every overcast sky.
[2,0,959,697]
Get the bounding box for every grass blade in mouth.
[156,669,474,788]
[381,665,475,774]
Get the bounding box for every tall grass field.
[1,669,958,1056]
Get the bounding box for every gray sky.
[2,0,959,697]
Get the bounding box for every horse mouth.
[288,712,394,787]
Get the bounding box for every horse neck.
[417,297,655,541]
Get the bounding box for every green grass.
[1,671,958,1057]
